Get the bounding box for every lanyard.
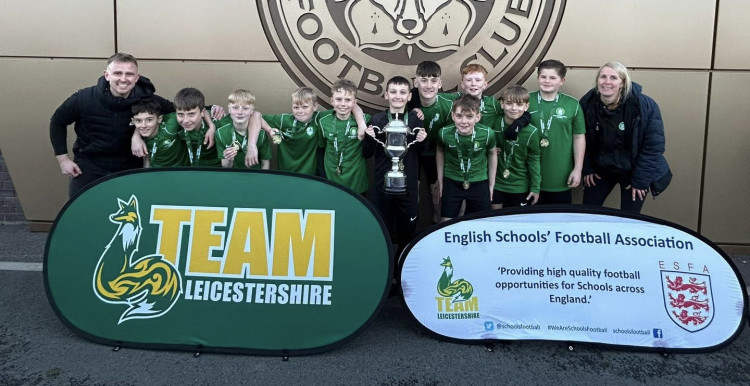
[333,119,351,171]
[184,122,205,167]
[150,139,158,159]
[499,119,517,170]
[454,129,476,181]
[538,93,559,138]
[387,111,409,125]
[231,129,247,151]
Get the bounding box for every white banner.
[400,210,747,351]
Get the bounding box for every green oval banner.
[44,169,392,355]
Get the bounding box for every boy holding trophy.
[364,76,426,256]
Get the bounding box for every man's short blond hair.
[228,89,255,106]
[292,87,316,105]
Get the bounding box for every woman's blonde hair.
[597,61,632,102]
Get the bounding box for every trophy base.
[383,173,407,194]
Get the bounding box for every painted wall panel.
[0,0,113,57]
[137,61,299,114]
[522,69,706,230]
[547,0,714,69]
[0,1,746,245]
[0,58,106,220]
[117,0,277,61]
[714,0,750,69]
[701,72,750,244]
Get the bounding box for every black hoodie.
[50,75,173,168]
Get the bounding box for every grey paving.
[1,223,748,385]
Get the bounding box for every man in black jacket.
[50,53,174,197]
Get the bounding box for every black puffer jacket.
[580,82,672,194]
[50,75,173,166]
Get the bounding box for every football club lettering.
[259,1,565,109]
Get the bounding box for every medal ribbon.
[538,93,559,139]
[499,119,517,172]
[231,129,248,151]
[333,119,351,172]
[454,129,475,183]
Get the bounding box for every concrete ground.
[1,223,748,386]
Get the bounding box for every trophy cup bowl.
[371,119,421,194]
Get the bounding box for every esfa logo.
[93,196,182,324]
[258,1,566,110]
[661,271,714,332]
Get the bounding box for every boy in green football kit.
[411,61,455,223]
[261,87,322,175]
[436,94,497,222]
[131,99,189,168]
[528,59,586,204]
[174,88,222,167]
[442,64,501,128]
[315,79,370,194]
[214,89,270,170]
[492,85,541,208]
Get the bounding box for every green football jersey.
[263,112,320,175]
[493,117,541,194]
[528,91,586,192]
[437,123,496,183]
[442,92,500,129]
[316,111,370,193]
[145,112,189,167]
[178,119,221,167]
[419,95,454,155]
[215,117,272,169]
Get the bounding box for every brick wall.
[0,149,26,223]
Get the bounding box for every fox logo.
[93,195,182,324]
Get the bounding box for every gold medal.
[540,138,549,148]
[503,169,510,179]
[463,181,470,190]
[336,166,342,175]
[398,161,404,171]
[231,140,240,152]
[272,133,283,144]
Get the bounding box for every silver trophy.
[371,118,423,194]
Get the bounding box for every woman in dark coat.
[579,61,672,213]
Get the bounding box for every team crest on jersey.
[554,107,566,117]
[661,271,714,332]
[306,126,314,136]
[258,1,565,110]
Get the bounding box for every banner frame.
[398,204,748,353]
[44,167,394,356]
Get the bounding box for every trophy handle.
[406,128,424,149]
[369,125,387,147]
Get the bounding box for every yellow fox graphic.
[93,195,181,324]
